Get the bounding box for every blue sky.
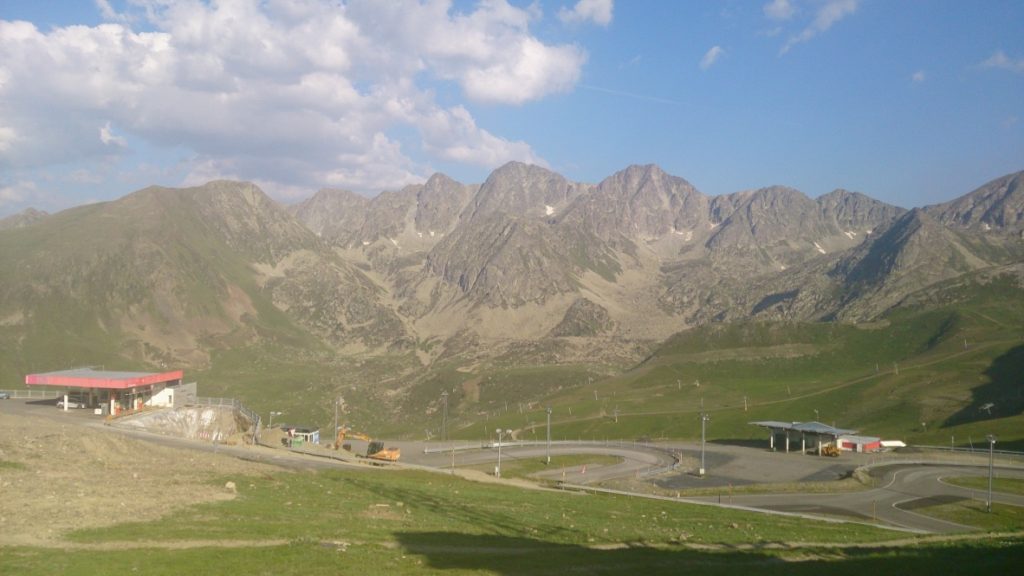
[1,0,1022,217]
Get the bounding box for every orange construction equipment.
[333,427,400,462]
[364,440,401,462]
[333,426,372,449]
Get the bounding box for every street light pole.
[495,428,511,477]
[699,411,710,476]
[546,406,552,465]
[441,391,448,442]
[987,434,997,513]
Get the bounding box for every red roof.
[25,368,184,390]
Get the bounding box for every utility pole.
[546,406,552,465]
[987,435,997,513]
[441,390,448,442]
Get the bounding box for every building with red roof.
[26,367,193,415]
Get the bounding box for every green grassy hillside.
[438,273,1024,450]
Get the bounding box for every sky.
[0,0,1022,218]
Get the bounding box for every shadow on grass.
[944,345,1024,434]
[395,531,1024,575]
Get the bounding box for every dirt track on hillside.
[0,410,280,546]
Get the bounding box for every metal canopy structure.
[26,368,183,390]
[26,367,184,415]
[750,421,858,455]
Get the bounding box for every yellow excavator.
[333,426,400,462]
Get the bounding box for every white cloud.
[763,0,796,21]
[419,105,545,166]
[99,122,127,147]
[559,0,614,27]
[0,124,16,154]
[911,70,926,83]
[780,0,858,55]
[459,37,585,104]
[0,0,592,201]
[0,179,51,213]
[95,0,129,23]
[0,180,31,206]
[699,46,724,70]
[981,50,1024,74]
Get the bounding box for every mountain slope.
[0,181,406,368]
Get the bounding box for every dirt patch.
[0,411,279,547]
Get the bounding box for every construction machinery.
[364,440,401,462]
[333,426,400,462]
[333,426,371,449]
[822,444,840,457]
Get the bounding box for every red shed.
[838,435,882,453]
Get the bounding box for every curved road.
[686,463,1024,533]
[404,442,676,485]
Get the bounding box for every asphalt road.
[685,463,1024,533]
[405,442,676,484]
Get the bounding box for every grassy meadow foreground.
[1,411,1022,575]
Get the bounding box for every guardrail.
[914,444,1024,457]
[0,389,61,399]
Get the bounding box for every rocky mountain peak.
[290,187,369,238]
[817,189,905,231]
[464,162,582,222]
[926,171,1024,231]
[415,173,475,235]
[0,207,49,230]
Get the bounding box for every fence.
[191,396,262,440]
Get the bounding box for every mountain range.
[1,163,1022,388]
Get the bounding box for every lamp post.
[496,428,511,477]
[546,406,552,465]
[269,411,282,428]
[441,391,449,442]
[813,409,819,422]
[987,434,997,513]
[333,396,343,441]
[699,411,710,477]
